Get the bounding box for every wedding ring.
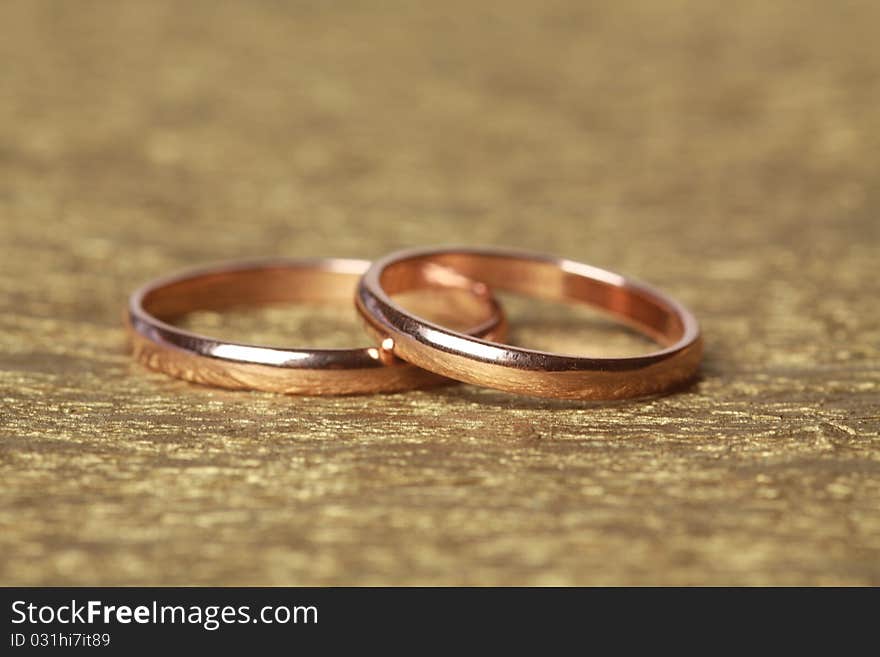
[127,258,506,395]
[356,246,703,400]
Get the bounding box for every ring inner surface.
[379,254,685,349]
[141,266,360,321]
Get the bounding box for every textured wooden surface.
[1,0,878,586]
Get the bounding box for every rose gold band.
[127,258,506,395]
[356,247,703,400]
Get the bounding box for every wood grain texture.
[1,0,878,585]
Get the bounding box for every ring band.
[356,247,703,400]
[127,258,506,395]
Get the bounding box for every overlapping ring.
[128,247,702,399]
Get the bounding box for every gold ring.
[356,246,702,399]
[127,257,506,395]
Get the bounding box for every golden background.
[1,0,878,585]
